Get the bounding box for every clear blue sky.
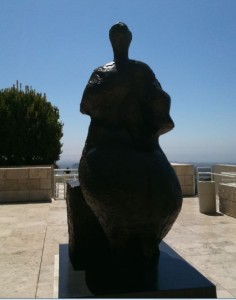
[1,0,236,164]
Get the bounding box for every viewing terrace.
[0,164,236,298]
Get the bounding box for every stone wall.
[213,164,236,218]
[0,164,195,203]
[212,164,236,192]
[0,166,54,203]
[212,164,236,174]
[171,163,195,196]
[219,184,236,218]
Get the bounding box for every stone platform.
[58,242,216,298]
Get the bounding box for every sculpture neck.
[112,47,129,61]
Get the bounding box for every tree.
[0,82,63,166]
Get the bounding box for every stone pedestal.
[58,242,216,298]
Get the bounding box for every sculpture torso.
[81,59,174,152]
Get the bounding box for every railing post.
[54,169,79,200]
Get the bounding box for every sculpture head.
[109,22,132,60]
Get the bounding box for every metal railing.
[196,166,213,182]
[54,169,78,199]
[54,167,236,200]
[196,170,236,196]
[220,172,236,185]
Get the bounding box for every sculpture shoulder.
[94,59,153,72]
[129,59,154,71]
[80,58,165,115]
[80,62,116,115]
[87,62,117,86]
[86,59,162,89]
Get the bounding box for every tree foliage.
[0,83,63,166]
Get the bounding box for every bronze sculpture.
[66,22,182,294]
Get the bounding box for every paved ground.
[0,200,67,298]
[0,197,236,298]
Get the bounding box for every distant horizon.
[57,156,236,169]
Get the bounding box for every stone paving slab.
[165,199,236,298]
[0,198,236,298]
[0,202,49,298]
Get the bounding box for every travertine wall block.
[30,190,51,201]
[177,175,194,186]
[214,164,236,218]
[171,164,195,196]
[219,183,236,218]
[29,168,50,179]
[213,164,236,174]
[220,198,236,218]
[172,164,194,176]
[0,166,53,203]
[0,169,7,179]
[184,175,194,186]
[0,179,18,191]
[13,191,31,202]
[40,178,52,190]
[0,191,30,202]
[213,164,236,192]
[7,168,29,179]
[181,186,195,196]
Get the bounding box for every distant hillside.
[56,160,79,169]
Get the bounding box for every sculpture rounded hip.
[80,144,181,267]
[79,22,182,272]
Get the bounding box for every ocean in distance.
[56,159,236,170]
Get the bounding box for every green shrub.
[0,82,63,166]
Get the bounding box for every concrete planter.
[198,181,216,214]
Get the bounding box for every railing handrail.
[198,172,236,178]
[54,168,78,172]
[55,174,78,177]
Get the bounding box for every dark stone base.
[58,242,217,298]
[66,180,112,270]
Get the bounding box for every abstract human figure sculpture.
[67,22,182,294]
